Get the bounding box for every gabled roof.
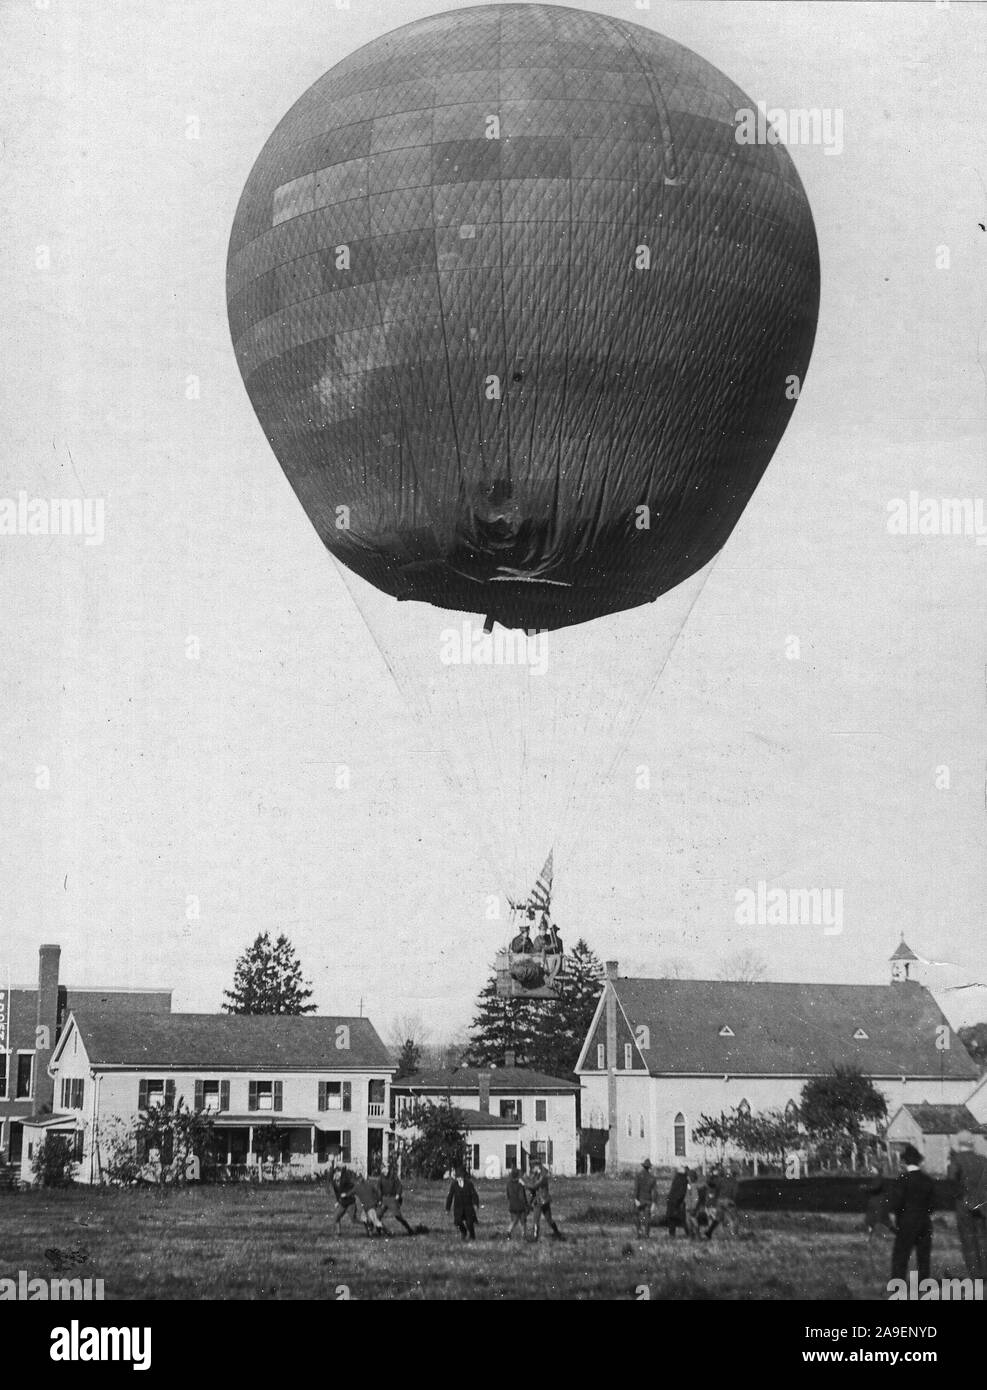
[393,1067,578,1093]
[1,987,171,1052]
[896,1104,987,1136]
[64,1011,393,1072]
[579,978,978,1080]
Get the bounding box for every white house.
[21,1009,395,1184]
[885,1103,987,1175]
[577,947,980,1172]
[391,1064,579,1176]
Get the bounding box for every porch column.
[310,1125,315,1177]
[248,1126,253,1166]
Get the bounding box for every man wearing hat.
[947,1131,987,1279]
[889,1145,936,1283]
[633,1159,657,1238]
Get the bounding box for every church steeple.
[890,936,919,983]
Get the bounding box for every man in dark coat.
[446,1167,480,1240]
[947,1133,987,1279]
[506,1166,530,1241]
[890,1145,936,1282]
[377,1163,415,1235]
[666,1166,689,1238]
[353,1173,386,1236]
[328,1162,359,1233]
[633,1159,657,1237]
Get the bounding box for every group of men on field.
[329,1161,416,1237]
[328,1157,566,1242]
[633,1158,740,1240]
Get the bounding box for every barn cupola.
[890,937,919,983]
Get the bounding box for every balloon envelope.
[228,3,819,632]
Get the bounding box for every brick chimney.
[504,1050,516,1069]
[478,1070,491,1114]
[605,960,619,979]
[35,945,61,1114]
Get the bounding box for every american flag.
[529,851,553,912]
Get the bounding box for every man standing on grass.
[947,1132,987,1279]
[446,1166,481,1241]
[633,1158,657,1238]
[665,1165,689,1238]
[524,1161,566,1241]
[890,1145,936,1283]
[506,1165,529,1241]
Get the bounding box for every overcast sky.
[2,0,985,1042]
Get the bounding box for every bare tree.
[659,956,696,979]
[385,1012,429,1061]
[717,948,769,982]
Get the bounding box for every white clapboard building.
[577,944,980,1171]
[20,1009,394,1183]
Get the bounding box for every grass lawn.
[0,1176,969,1300]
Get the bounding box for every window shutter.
[273,1080,283,1112]
[318,1081,326,1112]
[194,1080,204,1111]
[164,1079,176,1110]
[341,1130,351,1163]
[342,1081,351,1113]
[138,1079,149,1111]
[248,1081,258,1112]
[516,1099,523,1124]
[548,1138,554,1166]
[76,1080,85,1109]
[219,1080,230,1112]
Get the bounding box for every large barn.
[577,944,979,1171]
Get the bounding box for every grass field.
[0,1177,969,1301]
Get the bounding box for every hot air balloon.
[227,4,820,932]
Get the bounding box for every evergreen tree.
[462,974,538,1067]
[464,938,604,1077]
[526,938,604,1077]
[222,932,316,1015]
[394,1038,422,1079]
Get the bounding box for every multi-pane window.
[368,1079,385,1117]
[596,1043,605,1069]
[138,1079,175,1111]
[535,1099,547,1122]
[194,1080,229,1113]
[0,1052,7,1099]
[505,1144,518,1171]
[16,1053,34,1099]
[623,1043,633,1069]
[59,1078,85,1110]
[248,1080,284,1113]
[317,1081,351,1112]
[499,1098,522,1122]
